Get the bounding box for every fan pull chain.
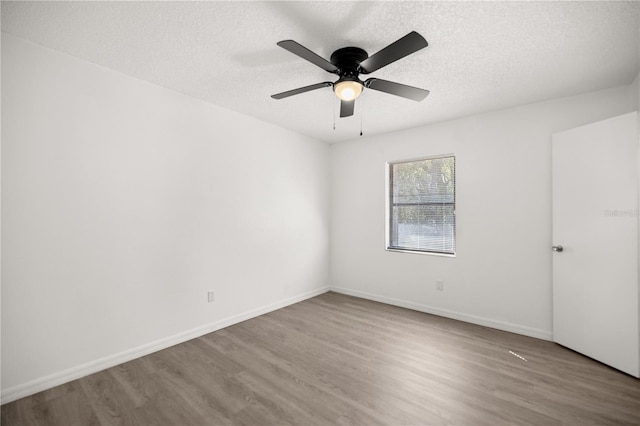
[333,96,336,130]
[359,96,364,136]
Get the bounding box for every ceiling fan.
[271,31,430,118]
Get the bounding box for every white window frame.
[385,154,456,257]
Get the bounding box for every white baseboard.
[330,286,553,341]
[1,286,330,405]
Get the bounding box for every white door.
[552,112,639,378]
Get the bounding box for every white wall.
[330,85,636,339]
[1,34,330,401]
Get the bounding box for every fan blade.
[365,78,429,101]
[277,40,339,73]
[271,82,332,99]
[340,100,355,117]
[359,31,428,74]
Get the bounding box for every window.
[387,155,456,255]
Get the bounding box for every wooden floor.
[2,292,639,425]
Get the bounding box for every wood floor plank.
[203,329,378,424]
[228,316,444,424]
[2,291,639,425]
[142,349,237,425]
[109,362,203,426]
[79,369,144,426]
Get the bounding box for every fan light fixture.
[334,79,363,101]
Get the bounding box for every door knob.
[552,245,563,252]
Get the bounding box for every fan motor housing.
[330,47,368,75]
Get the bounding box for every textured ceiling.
[2,1,639,143]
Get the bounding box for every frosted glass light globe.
[334,80,363,101]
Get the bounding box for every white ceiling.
[2,1,639,143]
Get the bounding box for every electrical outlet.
[436,281,444,291]
[207,290,215,303]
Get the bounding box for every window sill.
[386,248,456,258]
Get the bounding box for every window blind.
[388,156,456,254]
